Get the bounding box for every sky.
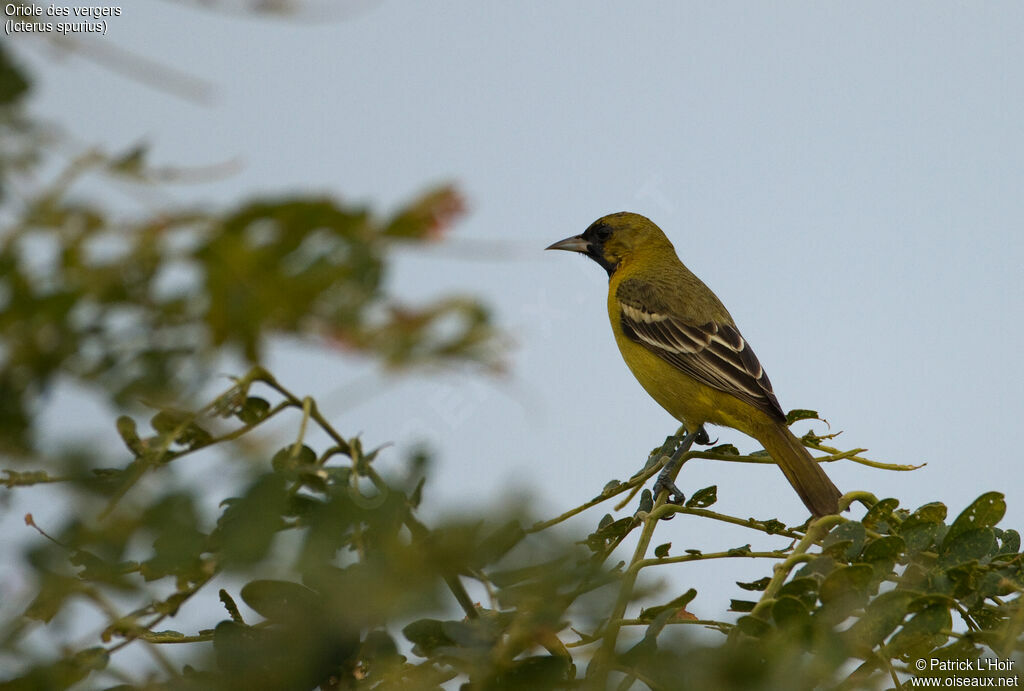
[6,0,1024,629]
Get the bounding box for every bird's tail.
[757,423,842,518]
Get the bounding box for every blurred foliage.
[3,371,1022,689]
[0,51,498,455]
[2,15,1022,691]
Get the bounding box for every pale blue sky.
[8,1,1024,624]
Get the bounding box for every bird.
[546,212,841,517]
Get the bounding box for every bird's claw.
[644,425,707,520]
[652,474,685,520]
[694,426,714,446]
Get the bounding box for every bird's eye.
[593,225,611,242]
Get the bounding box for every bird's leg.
[652,425,710,507]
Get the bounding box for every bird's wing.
[616,278,786,421]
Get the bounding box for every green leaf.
[819,540,851,560]
[150,409,212,448]
[818,564,873,622]
[938,528,997,567]
[735,615,771,637]
[441,619,499,648]
[885,604,952,659]
[296,444,318,466]
[861,497,900,531]
[997,529,1020,555]
[70,550,129,584]
[237,396,271,425]
[639,589,697,621]
[730,599,756,613]
[402,618,456,655]
[899,502,947,552]
[638,489,654,513]
[785,409,821,425]
[24,574,81,623]
[858,535,905,584]
[819,564,873,603]
[654,542,671,558]
[686,485,717,508]
[943,492,1006,550]
[214,473,288,566]
[139,494,208,582]
[212,620,303,683]
[859,535,905,563]
[898,563,930,592]
[219,589,245,624]
[772,595,811,631]
[845,589,916,652]
[794,555,836,580]
[587,517,636,545]
[211,620,251,665]
[778,577,819,607]
[240,580,321,623]
[906,593,956,613]
[708,443,740,455]
[115,415,144,456]
[736,577,772,592]
[822,521,866,561]
[72,647,109,672]
[908,502,948,524]
[969,572,1011,604]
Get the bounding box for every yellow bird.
[547,212,841,517]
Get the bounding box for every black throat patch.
[581,221,618,276]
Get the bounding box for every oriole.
[547,212,841,517]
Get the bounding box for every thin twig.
[632,549,790,572]
[658,505,805,541]
[590,432,698,686]
[616,618,733,632]
[804,440,924,471]
[527,468,659,534]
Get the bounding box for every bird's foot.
[647,425,709,519]
[653,471,686,506]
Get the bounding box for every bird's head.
[546,212,674,276]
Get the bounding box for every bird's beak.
[545,235,590,253]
